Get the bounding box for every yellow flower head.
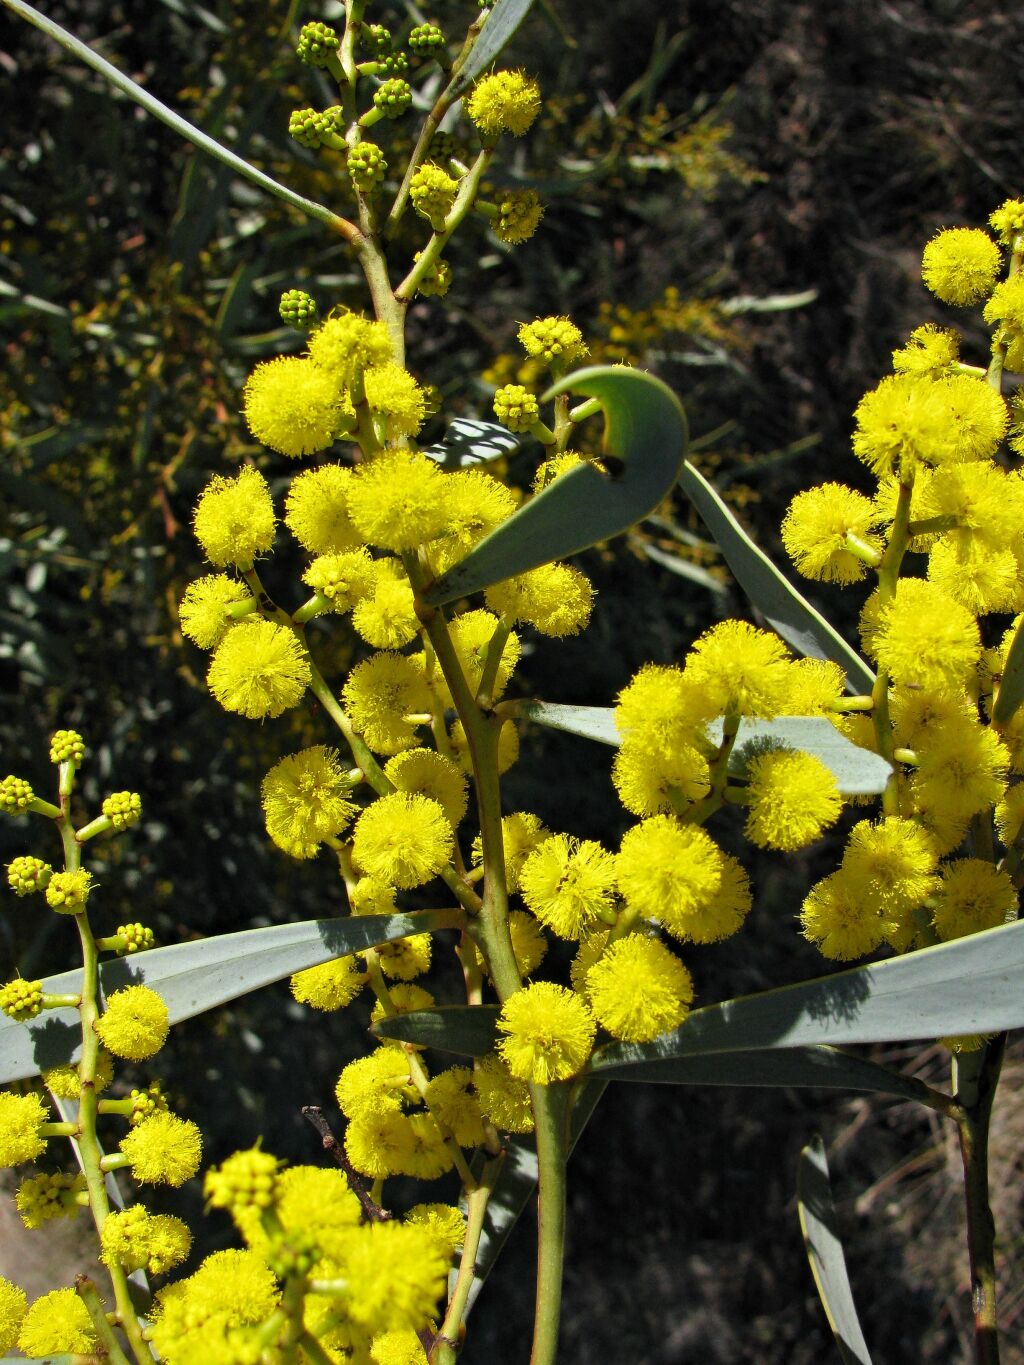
[427,608,520,706]
[17,1288,96,1358]
[303,547,378,614]
[612,739,711,817]
[405,1202,466,1260]
[207,619,310,720]
[989,198,1024,245]
[685,619,792,718]
[982,274,1024,331]
[471,810,550,892]
[120,1113,202,1187]
[409,162,459,229]
[840,817,939,917]
[0,1091,49,1166]
[519,834,617,939]
[485,563,594,637]
[995,783,1024,846]
[781,483,881,584]
[345,1101,417,1179]
[614,663,715,757]
[467,70,542,139]
[933,374,1008,462]
[932,858,1017,941]
[352,792,454,888]
[495,188,544,244]
[911,721,1009,823]
[346,451,449,551]
[585,935,694,1043]
[352,560,418,649]
[616,817,725,940]
[15,1170,86,1228]
[261,745,358,859]
[371,1329,430,1365]
[44,868,92,914]
[921,227,1001,305]
[449,717,520,774]
[340,1222,449,1336]
[533,452,590,492]
[204,1146,281,1218]
[496,981,596,1084]
[777,658,847,717]
[242,355,350,457]
[306,309,393,387]
[336,1048,416,1122]
[892,323,960,377]
[384,747,468,828]
[852,375,950,477]
[686,851,753,944]
[148,1249,279,1360]
[350,875,398,916]
[179,574,255,649]
[518,316,588,367]
[377,931,433,982]
[507,908,549,978]
[291,955,367,1011]
[424,1067,486,1147]
[100,1205,192,1275]
[0,1278,26,1355]
[6,855,51,897]
[474,1053,534,1132]
[743,748,843,852]
[364,362,429,439]
[800,869,885,961]
[872,578,980,689]
[285,463,363,554]
[342,651,432,755]
[95,984,170,1061]
[193,465,275,570]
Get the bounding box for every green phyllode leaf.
[372,1004,499,1055]
[423,365,689,605]
[521,703,892,796]
[449,0,542,99]
[0,910,462,1084]
[798,1136,874,1365]
[677,459,875,693]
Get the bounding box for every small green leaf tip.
[296,20,339,67]
[279,289,318,330]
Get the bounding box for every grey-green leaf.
[677,460,874,693]
[798,1136,873,1365]
[590,917,1024,1071]
[371,1005,499,1056]
[993,613,1024,727]
[449,0,540,99]
[0,910,462,1084]
[423,366,688,606]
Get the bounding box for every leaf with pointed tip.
[372,1004,499,1056]
[420,419,520,470]
[0,909,462,1084]
[993,613,1024,727]
[798,1136,873,1365]
[590,918,1024,1073]
[423,366,688,605]
[449,0,541,99]
[677,460,874,693]
[520,705,891,795]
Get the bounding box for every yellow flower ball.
[585,935,693,1043]
[921,227,1001,306]
[206,619,311,720]
[17,1288,95,1357]
[743,748,843,852]
[193,465,275,570]
[242,355,349,457]
[95,985,170,1061]
[467,70,542,139]
[351,792,454,888]
[496,981,595,1084]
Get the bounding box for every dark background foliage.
[2,1,1023,1360]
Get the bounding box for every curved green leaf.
[677,460,874,693]
[423,366,688,606]
[590,917,1024,1072]
[521,704,891,795]
[372,1004,499,1056]
[589,1043,940,1105]
[449,0,541,99]
[0,909,462,1084]
[1,0,348,234]
[421,419,521,470]
[993,612,1024,726]
[798,1136,873,1365]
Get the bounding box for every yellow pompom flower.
[934,374,1008,462]
[410,162,459,229]
[497,981,596,1084]
[290,955,366,1010]
[852,375,949,477]
[585,936,694,1043]
[350,875,398,916]
[840,818,939,917]
[342,1222,449,1337]
[518,316,588,366]
[982,275,1024,331]
[686,851,753,944]
[207,619,311,720]
[44,868,92,914]
[424,1067,486,1147]
[303,547,377,613]
[119,1113,202,1186]
[686,620,792,718]
[927,537,1020,616]
[443,470,517,547]
[18,1288,96,1357]
[336,1049,416,1121]
[43,1049,113,1099]
[343,651,432,755]
[485,563,594,637]
[369,983,435,1029]
[990,198,1024,245]
[507,908,549,978]
[800,869,885,961]
[0,1091,49,1165]
[352,561,420,649]
[611,740,711,817]
[743,749,842,852]
[781,483,881,584]
[872,578,980,689]
[892,323,960,377]
[0,978,42,1023]
[384,748,468,828]
[911,721,1009,824]
[467,70,541,139]
[371,1329,429,1365]
[428,609,520,706]
[614,663,714,757]
[932,859,1017,941]
[179,574,255,649]
[95,985,169,1061]
[352,792,453,888]
[495,187,544,244]
[778,658,847,717]
[405,1202,466,1259]
[377,931,433,982]
[15,1171,86,1228]
[519,834,617,939]
[346,451,449,551]
[193,465,275,570]
[248,1164,360,1259]
[616,817,724,941]
[100,1206,192,1275]
[471,810,550,892]
[474,1053,534,1132]
[306,309,394,387]
[995,783,1024,846]
[204,1147,280,1218]
[242,355,349,457]
[148,1249,279,1361]
[364,363,429,439]
[0,1278,26,1354]
[345,1100,417,1179]
[285,464,364,554]
[533,452,590,491]
[262,746,358,859]
[102,790,142,831]
[921,227,1001,305]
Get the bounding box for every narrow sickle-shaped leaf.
[423,365,688,605]
[677,459,875,693]
[993,612,1024,727]
[0,909,462,1084]
[449,0,541,99]
[798,1136,874,1365]
[372,1004,499,1055]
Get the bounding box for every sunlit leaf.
[372,1004,499,1055]
[0,909,462,1084]
[449,0,541,99]
[423,365,688,605]
[798,1136,873,1365]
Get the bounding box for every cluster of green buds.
[279,288,318,330]
[346,141,387,194]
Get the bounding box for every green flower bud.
[296,20,339,67]
[362,23,392,58]
[372,79,412,120]
[410,163,459,230]
[410,23,446,55]
[493,384,540,433]
[376,50,409,78]
[288,106,343,150]
[45,869,93,915]
[6,856,52,896]
[414,253,453,298]
[429,130,458,164]
[101,791,142,832]
[49,730,85,765]
[0,776,35,815]
[265,1229,319,1281]
[0,978,44,1022]
[347,141,387,193]
[116,923,156,954]
[494,188,544,245]
[279,289,317,330]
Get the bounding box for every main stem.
[528,1083,570,1365]
[956,1035,1006,1365]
